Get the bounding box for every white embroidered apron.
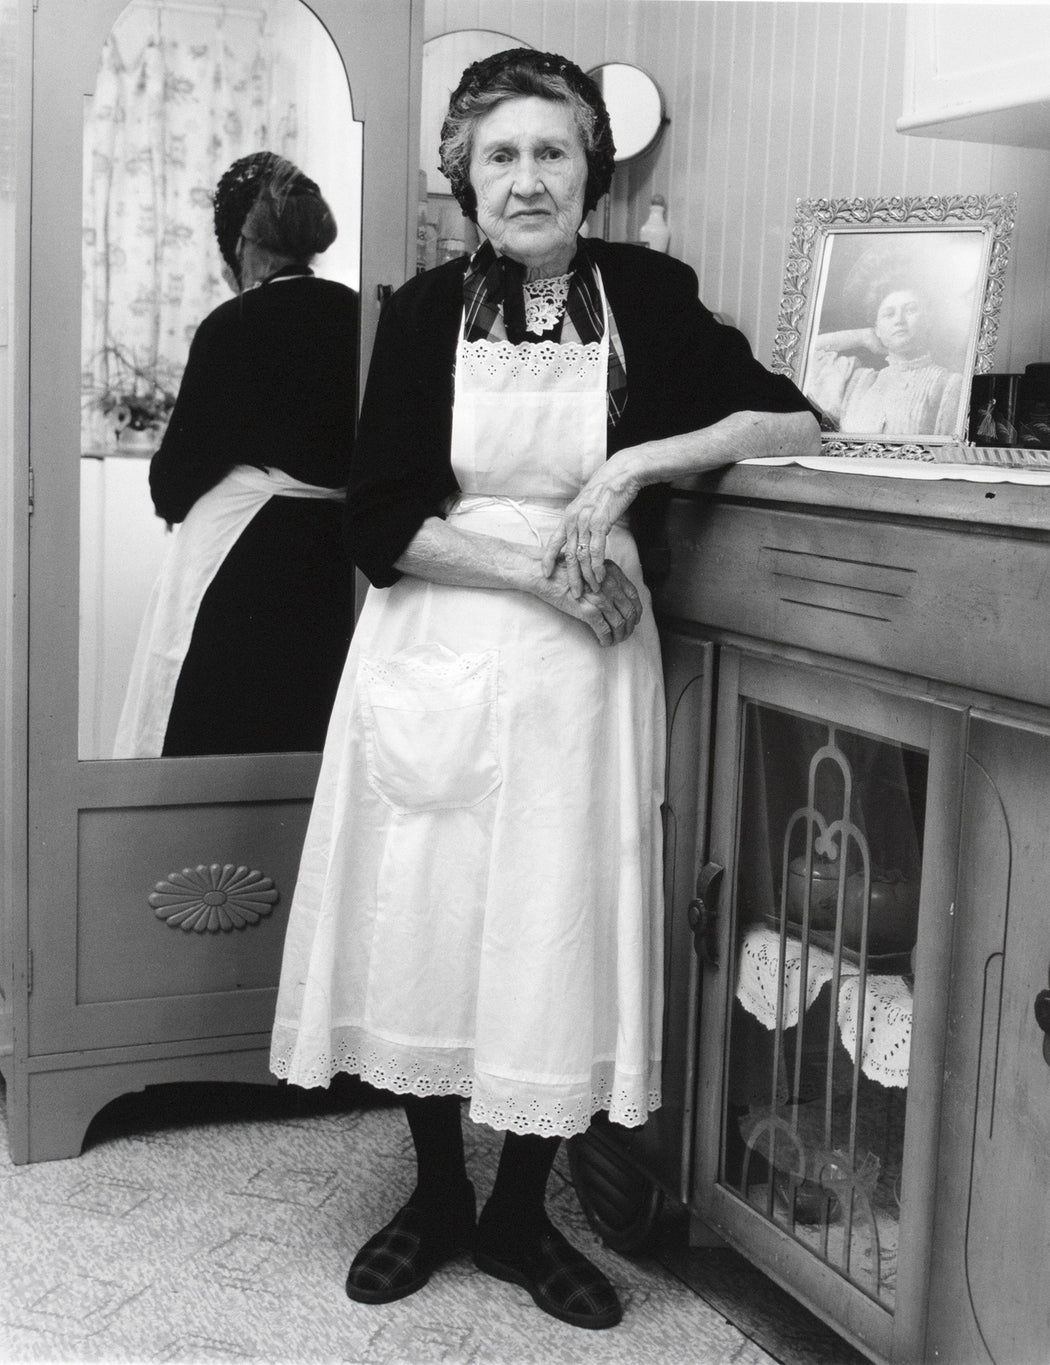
[113,464,344,758]
[271,271,666,1136]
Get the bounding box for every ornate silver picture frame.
[772,194,1017,457]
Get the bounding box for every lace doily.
[269,1026,661,1137]
[523,272,571,335]
[736,926,912,1088]
[836,974,912,1088]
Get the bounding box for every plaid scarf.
[462,238,627,426]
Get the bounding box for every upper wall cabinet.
[898,3,1050,148]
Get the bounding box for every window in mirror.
[79,0,362,761]
[418,30,529,266]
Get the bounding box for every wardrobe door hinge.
[26,949,33,995]
[28,467,34,515]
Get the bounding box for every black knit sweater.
[150,271,359,523]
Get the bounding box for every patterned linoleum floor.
[0,1079,863,1365]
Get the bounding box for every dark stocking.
[403,1093,469,1213]
[477,1132,561,1251]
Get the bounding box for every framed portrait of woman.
[772,195,1017,455]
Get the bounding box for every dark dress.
[149,269,358,756]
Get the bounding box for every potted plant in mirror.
[86,344,179,452]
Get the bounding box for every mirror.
[78,0,362,759]
[587,63,665,162]
[417,30,530,267]
[420,30,531,197]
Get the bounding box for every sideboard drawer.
[657,496,1050,708]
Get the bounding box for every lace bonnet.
[438,49,616,223]
[212,152,333,275]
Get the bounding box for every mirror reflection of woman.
[807,270,964,437]
[113,153,358,757]
[270,50,818,1330]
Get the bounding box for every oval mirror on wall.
[588,62,665,162]
[78,0,362,760]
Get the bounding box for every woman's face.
[469,95,588,277]
[874,289,926,357]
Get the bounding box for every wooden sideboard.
[573,461,1050,1365]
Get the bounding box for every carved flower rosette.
[150,863,279,932]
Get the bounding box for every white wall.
[424,0,1050,373]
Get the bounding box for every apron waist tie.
[449,495,566,548]
[228,464,346,501]
[449,494,629,552]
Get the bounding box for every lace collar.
[886,351,935,371]
[523,273,572,336]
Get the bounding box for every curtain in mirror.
[81,3,303,453]
[81,0,359,454]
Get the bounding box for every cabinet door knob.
[687,862,724,969]
[1035,987,1050,1068]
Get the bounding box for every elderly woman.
[270,50,818,1329]
[114,152,358,757]
[807,274,964,437]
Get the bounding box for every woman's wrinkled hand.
[541,461,641,597]
[536,558,643,646]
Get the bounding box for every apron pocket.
[361,646,501,812]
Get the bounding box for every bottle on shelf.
[638,194,670,252]
[416,169,437,274]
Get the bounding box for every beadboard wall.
[424,0,1050,375]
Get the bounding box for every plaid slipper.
[473,1217,622,1330]
[345,1184,476,1305]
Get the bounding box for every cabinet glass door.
[724,701,924,1309]
[696,650,962,1359]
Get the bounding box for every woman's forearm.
[392,516,646,646]
[814,327,879,354]
[393,517,543,592]
[538,407,820,594]
[609,407,821,495]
